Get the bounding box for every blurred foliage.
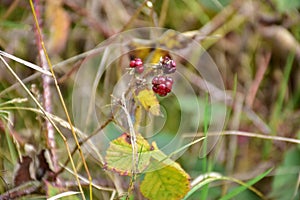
[270,148,300,200]
[0,0,300,199]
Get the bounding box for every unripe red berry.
[135,66,144,74]
[129,58,143,68]
[135,58,143,67]
[151,75,173,96]
[130,60,136,68]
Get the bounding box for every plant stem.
[32,0,58,174]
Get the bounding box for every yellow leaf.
[128,41,169,63]
[136,89,161,116]
[46,0,70,54]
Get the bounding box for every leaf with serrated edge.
[105,133,152,175]
[140,160,190,200]
[140,142,190,200]
[136,89,161,116]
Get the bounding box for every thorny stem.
[29,1,92,199]
[32,0,58,175]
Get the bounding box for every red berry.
[152,85,159,93]
[165,88,171,93]
[135,66,144,74]
[166,76,173,84]
[170,60,176,68]
[135,58,143,67]
[152,76,159,85]
[130,60,136,68]
[129,58,143,68]
[158,83,166,91]
[151,75,173,96]
[165,81,172,90]
[158,76,166,84]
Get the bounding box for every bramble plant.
[1,0,300,200]
[102,54,191,199]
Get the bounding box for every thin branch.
[246,51,271,107]
[56,118,113,175]
[184,130,300,144]
[32,0,58,175]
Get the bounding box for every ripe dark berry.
[158,76,166,84]
[151,75,173,96]
[160,56,176,74]
[158,83,166,91]
[152,85,159,93]
[152,76,159,85]
[165,81,172,91]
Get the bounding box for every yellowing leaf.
[134,105,142,132]
[105,133,152,175]
[46,0,70,54]
[136,89,161,116]
[141,142,191,200]
[140,161,190,200]
[128,42,169,63]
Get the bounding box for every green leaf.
[220,168,272,200]
[46,182,80,200]
[183,168,272,200]
[270,148,300,200]
[275,0,300,12]
[183,177,220,200]
[105,133,152,175]
[140,160,190,200]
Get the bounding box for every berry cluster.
[160,56,176,74]
[129,58,144,74]
[128,55,176,97]
[152,75,173,97]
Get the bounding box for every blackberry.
[152,75,173,96]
